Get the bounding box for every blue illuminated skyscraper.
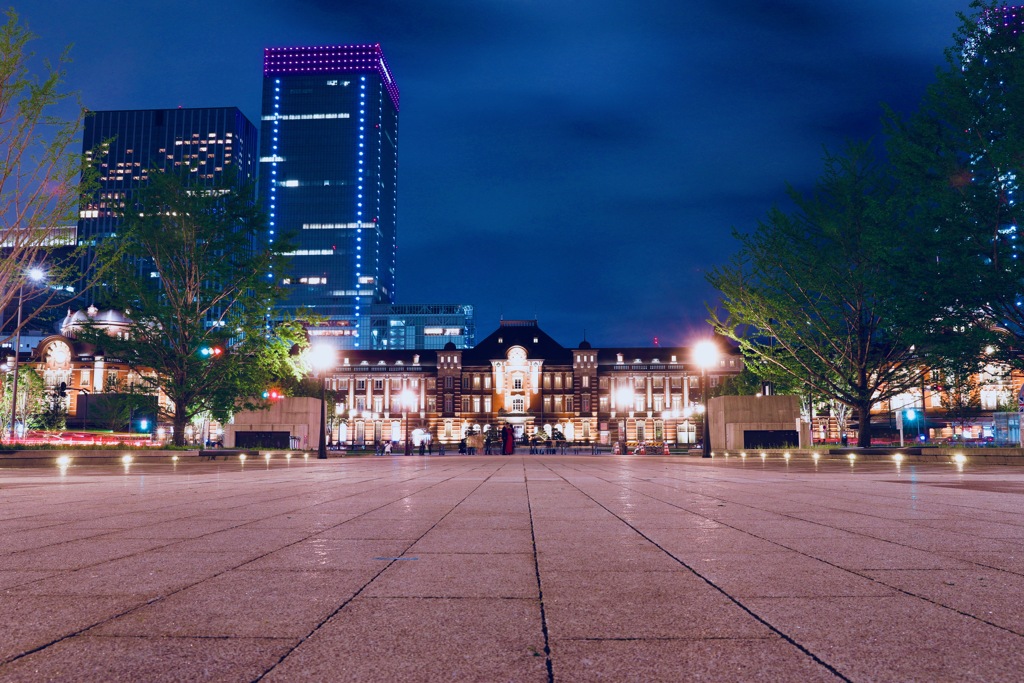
[259,44,399,347]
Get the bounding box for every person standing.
[503,424,515,455]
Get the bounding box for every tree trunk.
[172,400,188,447]
[856,401,873,448]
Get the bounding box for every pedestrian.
[419,440,426,456]
[383,441,392,456]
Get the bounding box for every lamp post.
[615,384,633,453]
[8,267,45,441]
[693,339,719,459]
[307,345,335,459]
[400,389,415,455]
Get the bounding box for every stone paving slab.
[1,455,1023,681]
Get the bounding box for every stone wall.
[224,397,320,450]
[708,395,804,450]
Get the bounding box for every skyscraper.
[78,107,258,295]
[259,44,400,347]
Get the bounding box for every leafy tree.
[886,1,1024,372]
[76,168,305,445]
[707,144,925,447]
[0,10,102,337]
[935,363,983,436]
[712,366,765,396]
[829,399,851,442]
[31,386,66,431]
[87,375,155,432]
[0,366,45,433]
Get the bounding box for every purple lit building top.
[989,4,1024,32]
[264,44,400,110]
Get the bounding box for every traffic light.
[262,389,282,400]
[199,346,223,358]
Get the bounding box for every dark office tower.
[78,107,258,294]
[260,44,399,348]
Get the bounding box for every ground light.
[893,453,904,464]
[121,455,133,465]
[847,453,856,466]
[239,454,247,463]
[740,451,747,459]
[55,455,71,467]
[784,452,791,462]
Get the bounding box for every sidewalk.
[1,455,1022,681]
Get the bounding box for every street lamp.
[9,267,45,441]
[693,339,719,459]
[307,344,335,459]
[615,384,633,453]
[400,388,415,455]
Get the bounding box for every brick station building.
[325,319,743,449]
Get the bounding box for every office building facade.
[368,303,475,350]
[78,107,258,294]
[260,44,399,347]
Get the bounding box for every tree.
[31,386,67,431]
[76,168,305,446]
[707,144,926,447]
[935,363,983,436]
[0,366,45,433]
[713,366,765,396]
[0,10,100,338]
[886,1,1024,372]
[88,375,155,432]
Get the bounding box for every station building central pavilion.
[322,320,743,448]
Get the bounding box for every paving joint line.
[522,460,555,683]
[535,458,854,683]
[0,463,494,670]
[253,460,510,681]
[572,461,1024,636]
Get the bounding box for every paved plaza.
[1,454,1023,682]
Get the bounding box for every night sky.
[22,0,968,347]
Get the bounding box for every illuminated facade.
[20,307,172,430]
[260,45,399,347]
[78,107,258,295]
[322,320,743,448]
